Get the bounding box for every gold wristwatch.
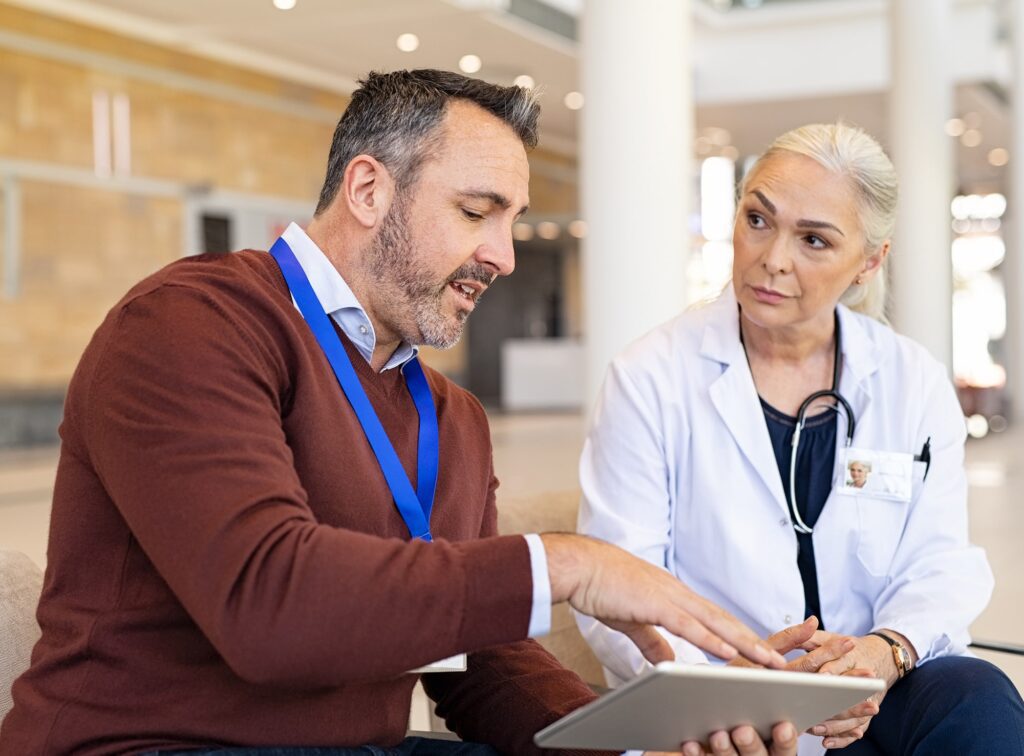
[869,631,913,679]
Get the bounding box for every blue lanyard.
[269,237,438,541]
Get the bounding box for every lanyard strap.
[269,237,438,541]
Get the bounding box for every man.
[0,70,795,756]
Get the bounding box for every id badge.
[410,653,467,674]
[837,446,913,501]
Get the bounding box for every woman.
[847,461,870,489]
[576,123,1024,755]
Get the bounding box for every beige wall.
[0,2,578,390]
[1,182,182,388]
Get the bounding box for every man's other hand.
[669,722,798,756]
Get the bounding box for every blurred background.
[0,0,1021,694]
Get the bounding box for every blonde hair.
[742,123,898,322]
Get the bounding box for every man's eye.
[747,212,765,228]
[462,208,484,221]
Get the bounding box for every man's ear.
[341,155,395,230]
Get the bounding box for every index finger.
[797,629,841,652]
[605,620,676,665]
[788,636,855,673]
[765,617,819,655]
[665,591,787,669]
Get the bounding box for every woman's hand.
[813,632,901,686]
[727,616,855,673]
[802,631,896,749]
[807,668,881,749]
[729,618,879,749]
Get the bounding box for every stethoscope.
[787,313,856,534]
[742,311,857,536]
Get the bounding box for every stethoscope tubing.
[786,314,856,536]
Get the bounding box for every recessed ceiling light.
[988,147,1009,167]
[536,221,561,240]
[512,223,534,242]
[961,129,982,148]
[459,54,482,74]
[706,127,731,146]
[945,118,965,137]
[273,0,296,9]
[564,91,584,110]
[568,220,587,239]
[514,74,535,89]
[396,33,419,53]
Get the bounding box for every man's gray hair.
[742,123,898,323]
[315,69,540,215]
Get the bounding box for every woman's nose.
[761,237,793,275]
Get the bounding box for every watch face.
[895,645,911,675]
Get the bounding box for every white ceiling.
[5,0,1013,190]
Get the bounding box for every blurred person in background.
[577,123,1024,756]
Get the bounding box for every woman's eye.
[462,208,484,221]
[804,234,828,249]
[746,212,766,229]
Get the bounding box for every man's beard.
[367,193,491,350]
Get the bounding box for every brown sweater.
[0,251,600,755]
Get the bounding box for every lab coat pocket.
[854,495,910,577]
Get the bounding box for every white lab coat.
[576,286,993,754]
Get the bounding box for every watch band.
[869,631,912,678]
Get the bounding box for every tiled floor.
[1,411,1022,710]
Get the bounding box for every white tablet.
[534,662,885,752]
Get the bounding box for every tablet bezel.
[534,662,885,752]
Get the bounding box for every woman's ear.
[860,240,891,279]
[341,154,396,230]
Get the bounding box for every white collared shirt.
[281,223,417,372]
[277,223,551,638]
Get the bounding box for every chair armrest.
[970,640,1024,657]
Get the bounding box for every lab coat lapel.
[835,305,881,449]
[701,288,789,513]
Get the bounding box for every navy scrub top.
[761,398,838,627]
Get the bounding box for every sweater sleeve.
[422,460,615,756]
[82,283,535,686]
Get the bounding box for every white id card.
[410,653,467,674]
[837,446,913,501]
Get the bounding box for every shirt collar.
[280,222,418,372]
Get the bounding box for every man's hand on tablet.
[541,534,787,669]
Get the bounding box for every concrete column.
[888,0,954,370]
[1006,0,1024,423]
[3,174,20,299]
[580,0,692,406]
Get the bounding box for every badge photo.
[837,447,913,501]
